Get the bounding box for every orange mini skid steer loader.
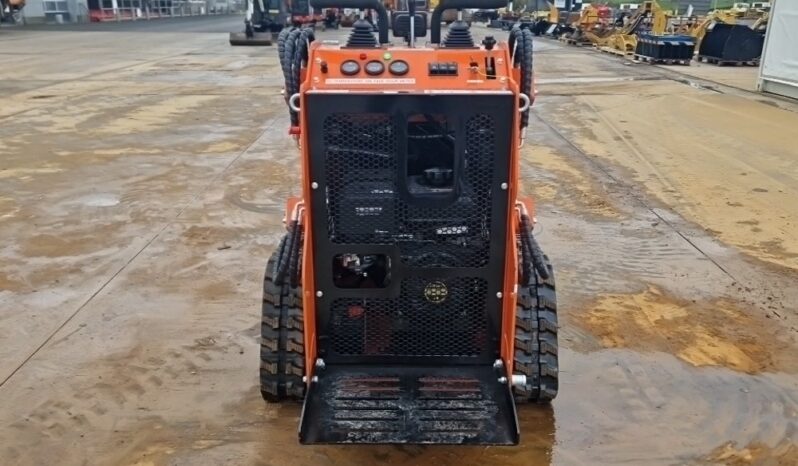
[262,0,558,445]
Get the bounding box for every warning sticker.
[325,78,416,85]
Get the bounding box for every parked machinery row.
[534,0,769,66]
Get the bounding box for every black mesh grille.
[324,113,398,245]
[399,114,495,268]
[319,105,503,361]
[323,113,496,269]
[330,277,489,357]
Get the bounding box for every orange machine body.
[290,39,530,383]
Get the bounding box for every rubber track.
[513,256,558,403]
[261,246,305,402]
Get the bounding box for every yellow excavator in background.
[593,0,666,53]
[565,3,614,45]
[531,1,558,35]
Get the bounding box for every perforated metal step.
[299,365,519,444]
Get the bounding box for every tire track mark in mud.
[557,349,798,465]
[3,332,253,464]
[529,110,738,283]
[521,116,732,299]
[0,116,278,391]
[543,216,708,297]
[541,87,798,272]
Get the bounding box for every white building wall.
[23,0,45,19]
[20,0,88,22]
[758,0,798,100]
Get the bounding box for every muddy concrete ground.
[1,18,797,466]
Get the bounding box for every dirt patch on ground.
[20,223,124,258]
[703,440,798,466]
[22,233,105,258]
[197,280,239,302]
[180,225,239,248]
[24,263,85,289]
[0,166,64,181]
[573,286,797,374]
[522,145,624,220]
[0,271,26,292]
[0,196,20,220]
[99,95,219,135]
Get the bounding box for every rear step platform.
[299,365,519,444]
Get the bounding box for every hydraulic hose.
[509,25,534,129]
[289,225,304,288]
[278,26,314,127]
[519,230,534,286]
[274,220,295,285]
[520,214,550,281]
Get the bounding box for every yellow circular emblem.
[424,281,448,304]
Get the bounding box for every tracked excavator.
[597,0,667,53]
[261,0,559,445]
[229,0,286,46]
[0,0,24,24]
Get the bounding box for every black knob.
[482,35,496,51]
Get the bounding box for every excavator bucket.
[698,23,764,64]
